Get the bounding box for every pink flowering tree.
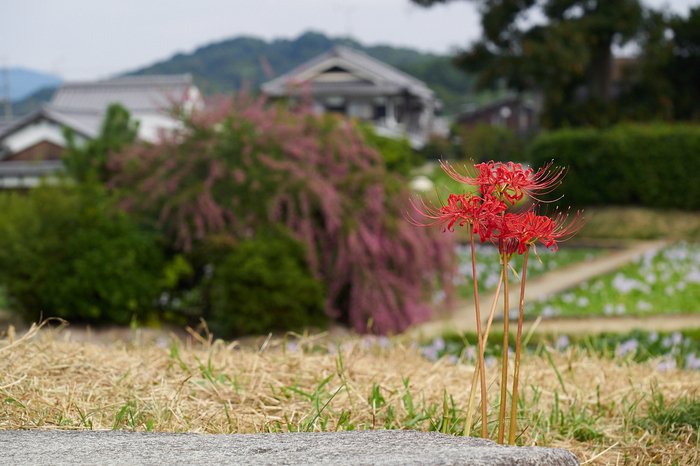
[107,95,455,334]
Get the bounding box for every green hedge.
[0,184,165,324]
[203,226,327,338]
[528,124,700,210]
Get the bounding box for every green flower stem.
[465,264,504,438]
[498,250,510,445]
[509,247,529,445]
[471,225,489,438]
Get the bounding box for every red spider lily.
[488,212,526,257]
[493,161,567,205]
[441,160,567,206]
[509,210,587,253]
[439,160,495,195]
[407,193,479,232]
[407,193,507,239]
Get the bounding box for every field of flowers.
[521,242,700,319]
[418,327,700,372]
[454,243,605,299]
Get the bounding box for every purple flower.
[616,339,639,357]
[657,358,676,372]
[422,346,438,362]
[685,353,700,370]
[432,337,446,352]
[672,332,683,345]
[286,342,298,353]
[556,335,570,351]
[463,346,476,361]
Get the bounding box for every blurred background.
[0,0,699,341]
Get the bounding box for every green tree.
[0,184,165,325]
[413,0,645,127]
[623,6,700,121]
[63,103,138,183]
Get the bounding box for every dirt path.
[411,239,680,339]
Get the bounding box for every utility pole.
[1,66,12,120]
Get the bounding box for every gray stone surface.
[0,429,579,465]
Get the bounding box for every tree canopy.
[414,0,649,127]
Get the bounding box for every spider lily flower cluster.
[408,160,585,445]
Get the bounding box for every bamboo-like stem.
[508,248,529,445]
[497,249,510,444]
[480,269,504,351]
[464,363,479,437]
[463,226,488,438]
[464,258,504,438]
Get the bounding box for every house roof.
[455,96,534,123]
[0,105,96,143]
[261,46,434,101]
[51,74,195,114]
[0,74,199,164]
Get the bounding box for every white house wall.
[135,113,183,143]
[2,119,87,154]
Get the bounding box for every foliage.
[63,103,138,183]
[528,124,700,209]
[359,124,422,176]
[107,95,456,334]
[0,184,164,325]
[421,136,462,161]
[643,388,700,435]
[413,0,650,128]
[620,6,700,122]
[455,124,525,163]
[204,226,327,337]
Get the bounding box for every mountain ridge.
[128,31,473,114]
[6,31,473,118]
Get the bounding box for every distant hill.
[5,86,57,117]
[127,31,474,114]
[1,68,62,102]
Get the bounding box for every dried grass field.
[1,322,698,465]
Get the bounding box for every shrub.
[422,136,462,161]
[359,124,423,176]
[108,95,456,334]
[204,226,326,337]
[0,184,164,324]
[528,124,700,210]
[63,103,138,183]
[456,124,526,163]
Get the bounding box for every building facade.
[261,46,438,149]
[0,74,203,188]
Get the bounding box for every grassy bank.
[1,323,698,465]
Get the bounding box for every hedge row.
[528,124,700,210]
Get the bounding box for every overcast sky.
[1,0,697,81]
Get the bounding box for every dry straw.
[1,322,699,465]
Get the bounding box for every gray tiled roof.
[0,105,97,143]
[261,46,434,101]
[51,74,193,114]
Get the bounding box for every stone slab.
[0,429,579,465]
